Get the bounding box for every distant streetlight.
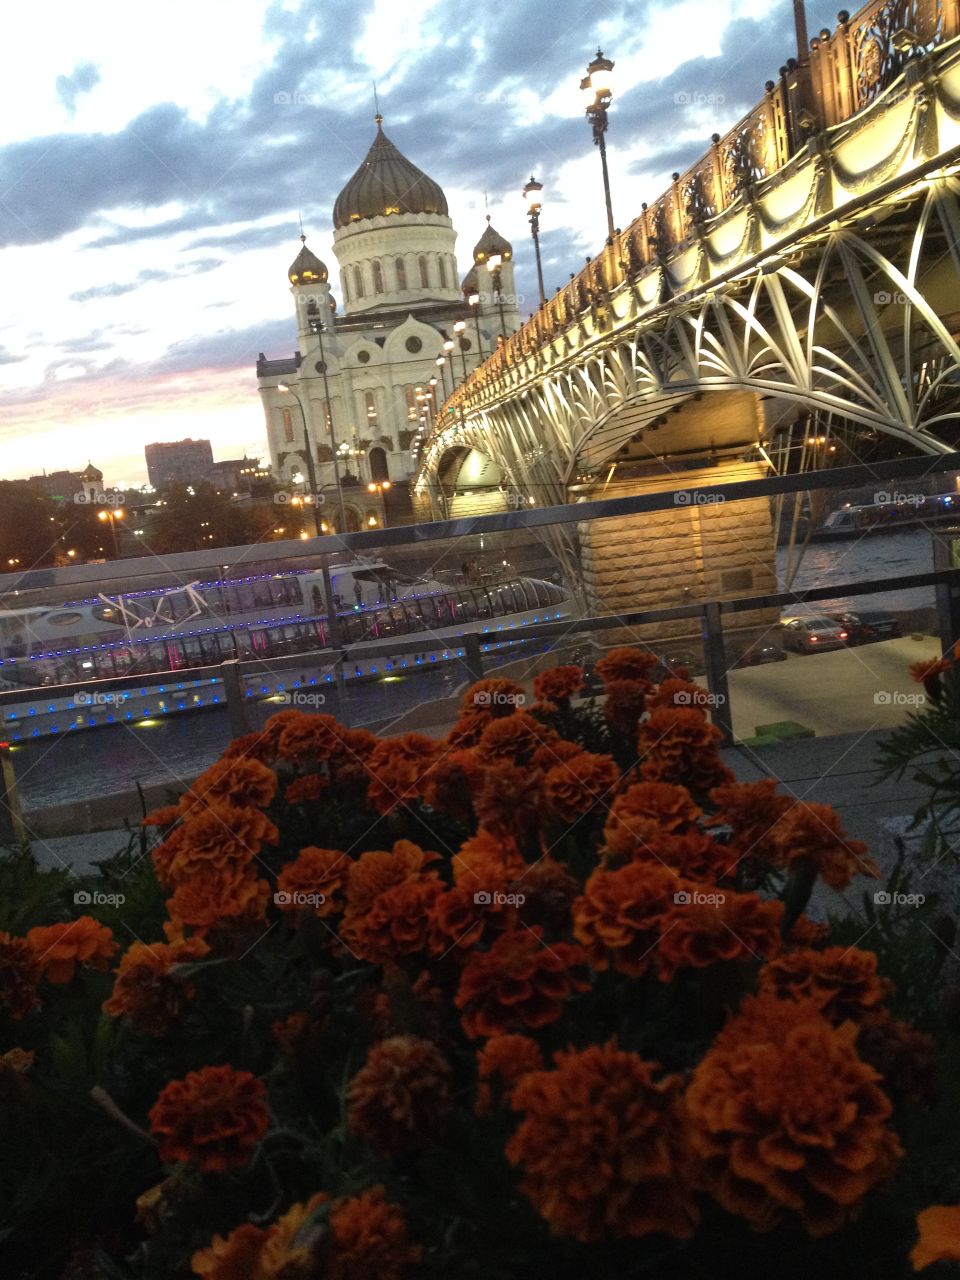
[453,319,469,383]
[367,478,391,527]
[580,49,616,241]
[485,249,508,340]
[97,507,124,557]
[523,176,546,305]
[465,284,485,361]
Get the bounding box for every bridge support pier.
[575,458,780,664]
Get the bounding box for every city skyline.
[0,0,808,484]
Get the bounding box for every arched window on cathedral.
[342,272,351,302]
[395,257,407,290]
[372,261,384,294]
[353,265,364,298]
[282,408,294,443]
[418,255,429,287]
[364,389,379,428]
[438,256,448,289]
[321,400,332,436]
[405,386,417,422]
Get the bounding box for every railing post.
[933,536,960,655]
[463,631,485,683]
[320,556,350,726]
[702,601,734,746]
[0,742,27,846]
[220,659,251,739]
[832,12,855,124]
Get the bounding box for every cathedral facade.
[256,116,520,531]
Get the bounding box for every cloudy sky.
[0,0,837,485]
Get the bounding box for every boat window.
[47,611,86,627]
[474,589,493,620]
[457,592,478,623]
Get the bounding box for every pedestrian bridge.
[415,0,960,523]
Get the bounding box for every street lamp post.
[277,384,323,535]
[436,354,451,399]
[453,319,469,383]
[485,250,508,341]
[466,287,485,360]
[580,49,616,241]
[97,507,124,557]
[367,479,391,528]
[523,176,546,306]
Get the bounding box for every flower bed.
[0,652,957,1278]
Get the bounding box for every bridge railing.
[439,0,959,423]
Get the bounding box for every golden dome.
[288,238,328,285]
[333,118,448,229]
[473,217,513,265]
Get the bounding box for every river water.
[776,528,935,614]
[10,531,938,814]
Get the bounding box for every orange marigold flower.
[327,1186,422,1280]
[786,913,830,948]
[639,707,734,793]
[475,1033,544,1115]
[686,994,902,1235]
[708,778,793,867]
[910,657,951,684]
[27,916,118,985]
[221,727,279,763]
[283,774,329,805]
[604,781,703,860]
[541,751,619,825]
[602,678,649,737]
[428,884,504,955]
[351,877,444,964]
[271,710,343,763]
[446,710,493,747]
[366,733,440,814]
[507,1041,697,1242]
[186,757,278,813]
[646,677,712,713]
[0,932,41,1018]
[773,801,879,890]
[0,1047,34,1075]
[421,748,482,822]
[167,868,270,939]
[155,803,278,886]
[474,711,556,766]
[452,830,527,887]
[657,889,783,982]
[461,678,525,717]
[191,1191,328,1279]
[276,846,350,919]
[474,760,542,838]
[507,856,579,936]
[344,841,439,920]
[149,1064,269,1173]
[533,665,583,703]
[347,1035,452,1157]
[531,738,582,770]
[103,936,209,1036]
[573,862,678,977]
[455,928,589,1038]
[595,647,659,684]
[758,946,893,1022]
[912,1206,960,1270]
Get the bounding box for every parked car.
[830,610,902,644]
[733,642,788,667]
[780,616,850,653]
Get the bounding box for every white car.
[781,616,849,653]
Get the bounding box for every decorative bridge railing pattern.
[432,0,960,436]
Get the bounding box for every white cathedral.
[256,115,521,531]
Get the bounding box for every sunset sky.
[0,0,828,485]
